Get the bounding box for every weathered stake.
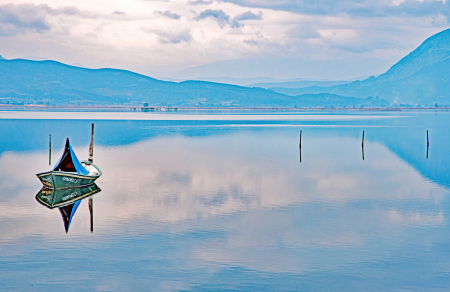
[299,130,302,148]
[89,197,93,233]
[49,134,51,165]
[362,131,364,148]
[88,123,94,162]
[299,147,302,164]
[427,130,429,159]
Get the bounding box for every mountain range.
[0,28,449,108]
[288,28,450,105]
[0,57,386,108]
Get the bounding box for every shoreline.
[0,104,448,112]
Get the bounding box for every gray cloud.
[154,10,181,19]
[220,0,450,20]
[112,11,126,16]
[234,11,263,21]
[195,9,242,28]
[143,27,192,44]
[0,3,50,36]
[188,0,213,5]
[243,39,259,46]
[0,3,101,36]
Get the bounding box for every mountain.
[175,57,390,81]
[0,58,386,108]
[294,28,450,105]
[379,29,450,81]
[247,80,351,90]
[291,94,388,108]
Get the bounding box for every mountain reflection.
[36,184,101,233]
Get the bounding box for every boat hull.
[36,183,101,208]
[36,163,101,189]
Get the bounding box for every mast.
[88,123,94,162]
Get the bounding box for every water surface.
[1,110,450,291]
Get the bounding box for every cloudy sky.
[0,0,448,80]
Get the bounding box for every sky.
[0,0,449,80]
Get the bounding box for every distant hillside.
[0,59,290,107]
[293,94,389,108]
[248,80,350,89]
[295,28,450,105]
[0,58,386,108]
[380,29,450,81]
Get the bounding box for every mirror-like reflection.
[36,184,101,209]
[35,184,101,233]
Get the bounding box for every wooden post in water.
[49,134,51,165]
[88,123,94,162]
[89,197,93,233]
[427,130,429,159]
[362,131,365,160]
[299,130,302,148]
[299,147,302,164]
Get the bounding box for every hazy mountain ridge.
[0,58,386,108]
[294,28,450,105]
[380,29,450,81]
[248,80,351,89]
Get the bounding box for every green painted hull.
[36,162,102,189]
[36,183,101,208]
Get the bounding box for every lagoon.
[1,110,450,291]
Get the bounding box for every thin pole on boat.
[299,130,302,148]
[49,134,51,165]
[89,123,94,162]
[89,197,93,233]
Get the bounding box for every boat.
[36,138,102,189]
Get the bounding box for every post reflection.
[35,184,101,233]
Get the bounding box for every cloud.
[220,0,450,19]
[143,27,192,44]
[0,3,50,36]
[234,11,263,21]
[195,9,242,28]
[0,3,102,36]
[154,10,181,19]
[188,0,213,5]
[112,11,126,16]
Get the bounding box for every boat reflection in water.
[36,184,101,233]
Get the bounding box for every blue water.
[1,110,450,291]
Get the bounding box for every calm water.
[1,110,450,291]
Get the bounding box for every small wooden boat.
[36,138,102,189]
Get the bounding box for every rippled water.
[1,110,450,291]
